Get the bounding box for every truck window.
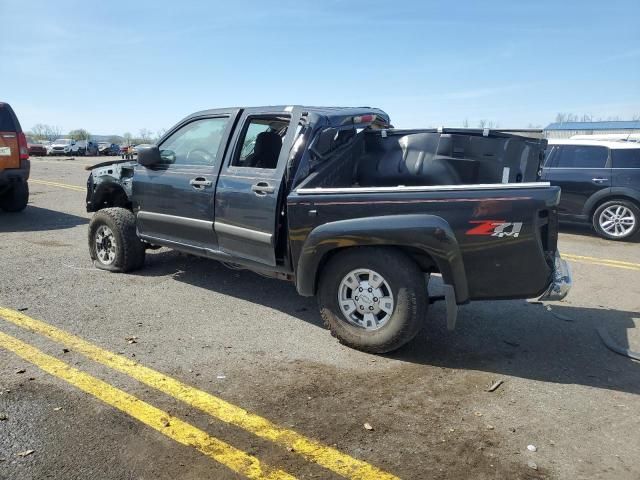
[554,145,608,168]
[232,116,289,169]
[611,149,640,169]
[159,117,229,166]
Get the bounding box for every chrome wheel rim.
[599,205,636,237]
[337,269,394,330]
[95,225,117,265]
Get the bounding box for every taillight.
[18,132,29,160]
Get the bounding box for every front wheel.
[88,207,145,272]
[317,247,428,353]
[593,200,640,241]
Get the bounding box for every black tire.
[88,207,145,272]
[0,181,29,212]
[317,247,428,353]
[592,199,640,241]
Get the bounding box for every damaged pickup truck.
[85,106,571,353]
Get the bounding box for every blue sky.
[1,0,638,135]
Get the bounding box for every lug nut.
[369,306,374,310]
[360,306,364,310]
[373,297,378,302]
[359,287,363,292]
[368,287,373,292]
[355,296,359,300]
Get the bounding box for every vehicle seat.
[250,131,282,169]
[357,133,465,186]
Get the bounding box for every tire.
[317,247,428,353]
[88,207,145,272]
[592,199,640,241]
[0,181,29,212]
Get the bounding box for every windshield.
[54,139,72,145]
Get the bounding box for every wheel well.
[96,184,131,211]
[314,245,438,294]
[591,196,640,218]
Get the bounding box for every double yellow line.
[30,178,86,192]
[563,253,640,271]
[0,307,398,480]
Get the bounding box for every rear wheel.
[593,200,640,240]
[0,181,29,212]
[317,247,428,353]
[88,207,145,272]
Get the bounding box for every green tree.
[68,129,91,141]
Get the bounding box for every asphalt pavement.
[1,157,639,480]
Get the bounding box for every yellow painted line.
[30,158,94,167]
[0,330,295,480]
[30,178,85,192]
[0,307,399,480]
[563,253,640,272]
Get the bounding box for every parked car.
[27,137,48,156]
[49,138,77,156]
[542,139,640,240]
[84,105,570,353]
[98,142,119,156]
[0,102,30,212]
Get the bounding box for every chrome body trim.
[214,221,273,244]
[295,182,552,195]
[137,210,213,230]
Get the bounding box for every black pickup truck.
[85,106,571,353]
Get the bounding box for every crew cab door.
[134,110,239,250]
[214,107,302,266]
[541,144,611,217]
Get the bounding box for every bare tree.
[478,119,498,128]
[139,128,153,143]
[155,128,167,142]
[462,119,469,128]
[31,124,62,141]
[123,132,133,145]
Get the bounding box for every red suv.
[0,102,30,212]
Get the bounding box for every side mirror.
[137,145,162,167]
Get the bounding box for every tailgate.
[0,131,20,170]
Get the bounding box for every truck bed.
[296,128,546,190]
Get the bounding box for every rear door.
[214,107,303,266]
[0,103,21,171]
[134,110,240,250]
[541,144,610,216]
[611,147,640,190]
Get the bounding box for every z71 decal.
[466,220,523,238]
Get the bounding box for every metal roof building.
[544,120,640,139]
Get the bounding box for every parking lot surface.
[1,157,639,479]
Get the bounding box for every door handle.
[592,178,608,184]
[251,182,275,195]
[190,177,212,189]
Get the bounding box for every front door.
[541,144,611,217]
[214,107,302,266]
[134,111,239,250]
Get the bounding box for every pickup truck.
[85,106,571,353]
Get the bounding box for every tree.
[107,135,122,144]
[30,124,62,141]
[69,129,91,141]
[123,132,133,145]
[155,128,167,142]
[139,128,153,143]
[478,119,498,128]
[462,119,469,128]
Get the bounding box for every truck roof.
[186,105,391,127]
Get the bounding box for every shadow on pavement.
[138,249,640,396]
[0,206,88,232]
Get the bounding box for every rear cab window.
[611,149,640,169]
[554,145,609,168]
[0,103,18,132]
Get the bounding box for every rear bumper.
[0,159,30,188]
[538,251,572,301]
